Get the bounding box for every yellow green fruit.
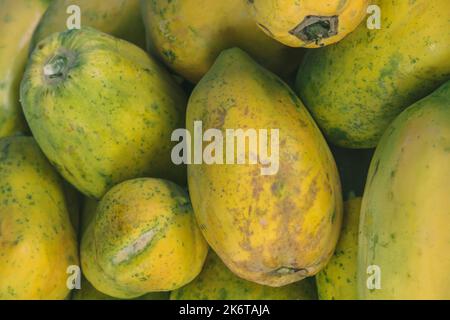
[187,48,343,287]
[0,0,51,138]
[296,0,450,148]
[358,81,450,299]
[247,0,369,48]
[316,197,361,300]
[20,27,187,199]
[31,0,145,50]
[140,0,303,83]
[81,178,208,299]
[171,251,318,300]
[0,136,78,300]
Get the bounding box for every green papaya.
[0,136,78,299]
[20,27,187,199]
[31,0,145,51]
[316,197,361,300]
[0,0,51,138]
[358,81,450,299]
[296,0,450,148]
[187,48,343,287]
[171,251,318,300]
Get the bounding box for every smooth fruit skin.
[81,178,208,299]
[296,0,450,148]
[31,0,146,51]
[0,136,78,300]
[187,48,343,287]
[358,81,450,300]
[247,0,369,48]
[316,197,361,300]
[20,27,187,199]
[0,0,50,138]
[171,251,318,300]
[140,0,303,83]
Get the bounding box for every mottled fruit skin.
[0,136,78,299]
[0,0,50,138]
[247,0,368,48]
[171,251,318,300]
[81,178,208,299]
[31,0,146,51]
[317,197,361,300]
[358,81,450,299]
[296,0,450,148]
[140,0,303,83]
[187,48,343,286]
[21,27,187,199]
[72,276,169,300]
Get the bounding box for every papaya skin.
[140,0,303,83]
[171,251,318,300]
[81,178,208,299]
[247,0,369,48]
[31,0,146,51]
[0,0,51,138]
[0,136,79,300]
[296,0,450,148]
[187,48,343,287]
[358,81,450,299]
[20,27,187,199]
[316,197,361,300]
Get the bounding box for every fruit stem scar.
[42,49,77,84]
[112,228,158,265]
[289,15,339,45]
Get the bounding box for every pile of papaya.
[0,0,448,300]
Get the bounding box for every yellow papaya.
[296,0,450,148]
[358,81,450,299]
[20,27,187,199]
[0,0,51,138]
[316,197,361,300]
[247,0,369,48]
[31,0,145,50]
[81,178,208,299]
[187,48,343,287]
[0,136,78,299]
[140,0,303,83]
[171,251,318,300]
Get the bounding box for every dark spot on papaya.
[290,16,339,45]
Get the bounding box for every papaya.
[31,0,145,51]
[186,48,343,287]
[171,251,318,300]
[0,0,51,138]
[296,0,450,148]
[0,136,78,299]
[247,0,369,48]
[81,178,208,299]
[20,27,187,199]
[140,0,303,83]
[72,276,169,300]
[358,81,450,299]
[316,197,361,300]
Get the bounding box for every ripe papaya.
[81,178,208,299]
[31,0,145,51]
[140,0,303,83]
[358,81,450,299]
[247,0,369,48]
[316,197,361,300]
[0,136,78,299]
[171,251,318,300]
[20,27,187,199]
[187,48,343,287]
[0,0,50,138]
[296,0,450,148]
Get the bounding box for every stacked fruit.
[0,0,448,300]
